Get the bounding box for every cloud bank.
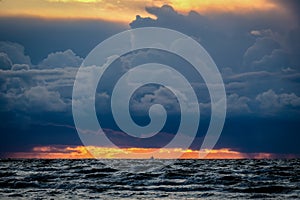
[0,2,299,156]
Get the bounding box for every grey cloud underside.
[0,2,300,154]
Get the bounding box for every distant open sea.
[0,159,299,199]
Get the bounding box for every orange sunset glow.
[6,145,296,159]
[0,0,284,22]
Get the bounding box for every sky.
[0,0,300,159]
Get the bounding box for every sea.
[0,159,299,199]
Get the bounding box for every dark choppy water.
[0,159,299,199]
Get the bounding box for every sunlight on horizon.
[0,0,283,23]
[6,145,294,159]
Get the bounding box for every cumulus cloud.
[0,67,77,113]
[252,49,290,69]
[0,52,12,70]
[256,89,300,111]
[22,86,67,112]
[243,36,281,67]
[0,41,31,66]
[11,63,30,71]
[130,85,181,114]
[1,69,69,112]
[243,28,294,70]
[39,49,83,69]
[226,93,251,114]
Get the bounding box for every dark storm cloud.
[128,3,300,154]
[129,4,300,102]
[130,5,296,71]
[214,116,300,154]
